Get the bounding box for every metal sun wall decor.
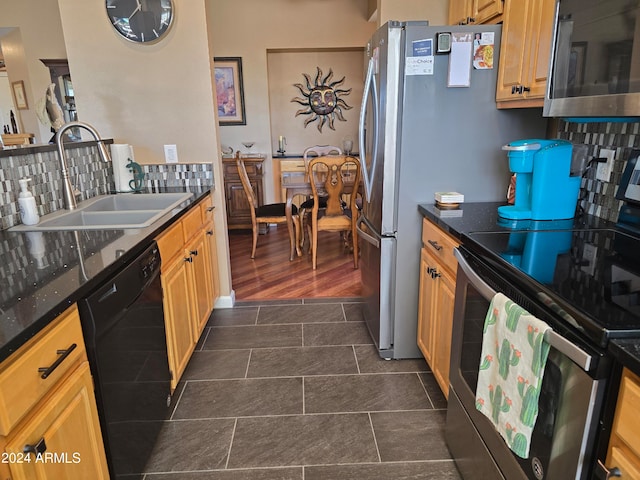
[291,67,352,132]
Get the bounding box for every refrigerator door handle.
[356,214,381,248]
[359,57,379,202]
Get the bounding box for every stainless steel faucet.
[55,121,112,210]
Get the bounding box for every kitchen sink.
[81,192,193,212]
[10,192,194,231]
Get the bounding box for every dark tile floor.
[140,300,462,479]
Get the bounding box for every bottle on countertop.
[18,178,39,225]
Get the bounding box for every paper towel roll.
[111,144,135,192]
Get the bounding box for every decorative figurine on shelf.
[10,110,18,134]
[291,67,352,132]
[36,84,66,143]
[127,158,145,192]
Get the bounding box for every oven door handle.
[454,248,594,372]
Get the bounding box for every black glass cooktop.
[465,226,640,346]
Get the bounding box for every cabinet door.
[417,248,436,367]
[186,231,213,339]
[162,255,195,392]
[449,0,471,25]
[496,0,530,101]
[5,362,109,480]
[524,0,555,99]
[473,0,503,24]
[432,267,456,399]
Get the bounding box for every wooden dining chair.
[236,152,299,259]
[299,145,343,249]
[307,155,361,270]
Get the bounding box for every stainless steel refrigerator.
[356,21,547,359]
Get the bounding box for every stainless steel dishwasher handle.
[454,247,594,372]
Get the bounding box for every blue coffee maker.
[498,139,581,220]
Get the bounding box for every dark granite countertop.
[418,201,640,378]
[0,187,211,363]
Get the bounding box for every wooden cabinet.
[604,368,640,478]
[222,155,265,230]
[0,305,109,480]
[1,133,34,146]
[156,196,217,391]
[417,219,459,398]
[448,0,503,25]
[496,0,555,108]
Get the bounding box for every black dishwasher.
[77,241,172,479]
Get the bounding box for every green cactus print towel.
[475,293,551,458]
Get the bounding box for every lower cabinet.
[417,218,459,398]
[0,305,109,480]
[604,368,640,478]
[156,195,218,391]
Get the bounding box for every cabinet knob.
[467,16,475,24]
[184,256,193,263]
[24,438,47,455]
[206,230,214,236]
[511,85,518,94]
[431,270,442,279]
[207,206,215,212]
[522,86,531,93]
[190,250,199,256]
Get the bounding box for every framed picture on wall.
[214,57,246,126]
[12,80,28,110]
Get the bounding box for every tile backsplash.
[0,143,214,230]
[555,120,640,222]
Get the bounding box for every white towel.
[475,293,552,458]
[111,144,135,192]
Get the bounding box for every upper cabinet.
[448,0,503,25]
[496,0,556,108]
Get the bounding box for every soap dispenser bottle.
[18,178,39,225]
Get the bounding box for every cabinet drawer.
[422,219,459,275]
[280,159,306,172]
[156,221,183,265]
[0,306,87,435]
[182,205,203,241]
[200,195,215,223]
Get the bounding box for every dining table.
[281,170,361,261]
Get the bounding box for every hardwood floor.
[228,225,362,301]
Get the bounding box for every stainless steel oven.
[446,246,610,480]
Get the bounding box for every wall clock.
[106,0,174,44]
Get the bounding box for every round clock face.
[106,0,173,44]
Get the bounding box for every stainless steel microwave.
[544,0,640,117]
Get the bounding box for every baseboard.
[214,290,235,309]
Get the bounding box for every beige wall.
[57,0,219,166]
[208,0,377,202]
[267,49,364,156]
[377,0,448,26]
